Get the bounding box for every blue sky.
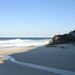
[0,0,75,37]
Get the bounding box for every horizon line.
[0,36,53,38]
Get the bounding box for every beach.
[0,44,75,75]
[0,0,75,74]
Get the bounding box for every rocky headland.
[45,30,75,47]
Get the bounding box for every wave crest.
[0,38,51,49]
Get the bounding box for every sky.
[0,0,75,37]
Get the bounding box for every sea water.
[0,37,52,50]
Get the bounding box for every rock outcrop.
[50,30,75,44]
[69,30,75,38]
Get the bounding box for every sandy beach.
[0,44,75,75]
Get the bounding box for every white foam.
[0,39,51,49]
[0,55,75,75]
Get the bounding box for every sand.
[0,44,75,75]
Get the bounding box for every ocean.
[0,37,52,50]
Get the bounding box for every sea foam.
[0,38,51,50]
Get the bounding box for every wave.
[0,38,51,49]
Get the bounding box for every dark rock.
[45,44,57,47]
[45,43,57,47]
[49,30,75,44]
[69,30,75,38]
[44,44,49,46]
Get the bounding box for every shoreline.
[0,46,37,50]
[0,44,75,75]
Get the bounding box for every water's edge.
[0,55,75,75]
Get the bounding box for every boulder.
[45,44,57,47]
[50,30,75,44]
[69,30,75,38]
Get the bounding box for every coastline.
[0,46,37,50]
[0,44,75,75]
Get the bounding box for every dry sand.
[0,44,75,75]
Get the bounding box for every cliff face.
[50,30,75,44]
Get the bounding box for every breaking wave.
[0,38,51,49]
